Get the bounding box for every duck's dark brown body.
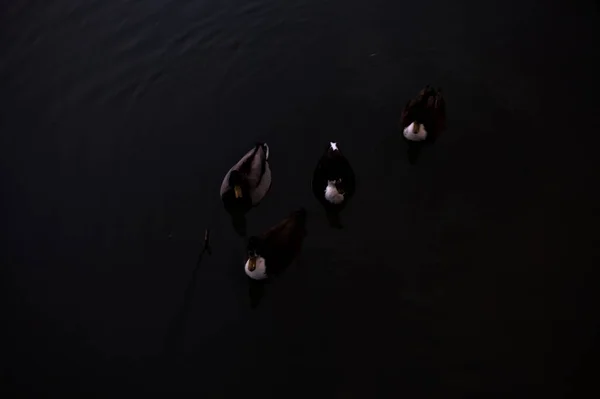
[311,143,356,228]
[220,143,271,235]
[400,86,447,163]
[400,86,447,141]
[247,208,307,307]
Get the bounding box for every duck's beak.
[412,122,421,134]
[248,256,257,271]
[234,185,243,199]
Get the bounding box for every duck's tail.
[230,213,247,237]
[256,142,269,160]
[292,207,307,225]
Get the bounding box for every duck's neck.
[403,122,427,141]
[245,256,267,280]
[325,183,344,204]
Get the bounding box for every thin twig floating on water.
[196,228,212,266]
[204,228,212,255]
[163,227,213,354]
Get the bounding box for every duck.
[244,208,307,307]
[400,85,446,164]
[311,142,356,228]
[220,143,271,236]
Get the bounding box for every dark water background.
[1,0,599,396]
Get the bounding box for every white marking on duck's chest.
[324,183,344,204]
[330,142,338,151]
[403,122,428,141]
[245,257,268,280]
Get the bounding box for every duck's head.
[245,236,267,279]
[247,236,261,259]
[229,170,245,199]
[325,178,345,204]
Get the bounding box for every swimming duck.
[400,86,446,164]
[220,143,271,236]
[244,208,307,307]
[311,142,356,228]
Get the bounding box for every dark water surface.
[2,0,599,396]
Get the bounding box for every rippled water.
[2,0,598,395]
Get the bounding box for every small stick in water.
[203,228,212,255]
[195,228,213,268]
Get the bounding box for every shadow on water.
[248,278,267,309]
[326,209,344,229]
[406,134,439,165]
[406,140,424,165]
[163,229,212,355]
[230,213,247,237]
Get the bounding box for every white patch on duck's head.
[245,256,267,280]
[403,122,428,141]
[324,180,345,204]
[330,142,338,151]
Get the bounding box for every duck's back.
[401,87,446,138]
[313,152,355,202]
[262,209,307,275]
[220,144,271,205]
